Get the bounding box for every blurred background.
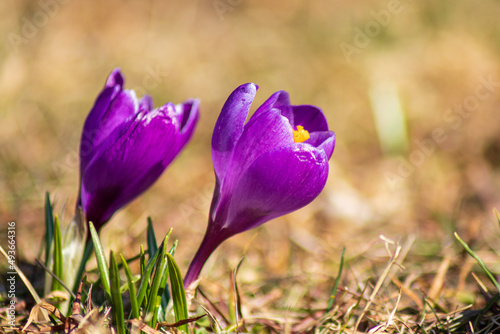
[1,0,500,309]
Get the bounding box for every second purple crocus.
[77,68,199,231]
[184,83,335,286]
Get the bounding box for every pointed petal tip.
[239,82,258,93]
[183,98,201,111]
[178,98,200,134]
[138,94,154,111]
[106,68,124,89]
[320,131,336,160]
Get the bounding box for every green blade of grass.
[140,245,146,278]
[89,222,111,298]
[136,245,160,308]
[167,253,188,333]
[72,242,93,294]
[44,192,54,265]
[494,208,500,227]
[160,240,178,311]
[147,217,158,260]
[454,232,500,292]
[169,240,178,257]
[51,216,63,292]
[137,229,172,309]
[146,235,170,328]
[121,254,139,319]
[326,247,345,312]
[110,251,125,334]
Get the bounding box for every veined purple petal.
[211,83,257,183]
[224,143,329,233]
[305,131,336,160]
[253,90,293,123]
[81,111,179,226]
[80,86,118,171]
[291,105,329,132]
[89,89,139,151]
[80,72,138,172]
[221,107,294,194]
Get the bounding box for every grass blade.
[44,192,54,265]
[110,251,125,334]
[167,253,188,333]
[169,240,178,256]
[326,247,345,312]
[71,242,93,294]
[51,216,63,292]
[160,240,178,311]
[147,217,158,260]
[136,246,160,308]
[146,235,169,328]
[121,254,139,319]
[89,222,111,298]
[140,245,146,278]
[454,232,500,292]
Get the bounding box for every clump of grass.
[1,196,195,333]
[4,205,500,333]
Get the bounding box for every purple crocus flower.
[184,83,335,286]
[77,68,199,231]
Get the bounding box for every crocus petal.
[224,143,329,233]
[291,105,329,132]
[211,83,257,183]
[253,90,293,124]
[80,75,138,171]
[81,111,178,227]
[95,89,139,141]
[139,95,154,112]
[80,86,119,171]
[176,99,200,148]
[106,68,124,88]
[221,107,294,194]
[306,131,336,160]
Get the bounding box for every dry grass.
[2,0,500,332]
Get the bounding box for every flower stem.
[184,232,224,288]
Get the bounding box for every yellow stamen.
[293,125,310,143]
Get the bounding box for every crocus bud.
[184,83,335,286]
[77,68,199,231]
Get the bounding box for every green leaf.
[160,240,178,310]
[169,240,178,256]
[167,253,188,333]
[44,192,54,265]
[136,245,160,308]
[51,216,63,292]
[326,247,345,312]
[89,222,111,298]
[72,242,93,294]
[110,251,125,334]
[140,245,146,278]
[454,232,500,292]
[146,235,170,328]
[121,254,139,319]
[147,217,158,260]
